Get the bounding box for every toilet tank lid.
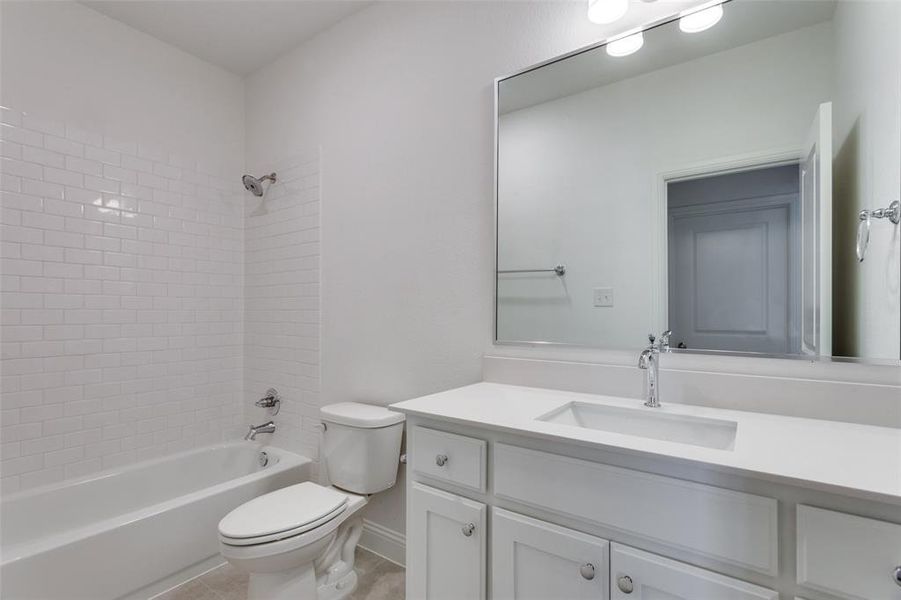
[320,402,405,428]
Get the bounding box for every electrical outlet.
[593,287,614,307]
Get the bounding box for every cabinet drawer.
[411,426,487,492]
[611,543,777,600]
[797,505,901,600]
[494,443,778,575]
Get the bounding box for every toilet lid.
[218,482,348,541]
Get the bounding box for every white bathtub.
[0,442,311,600]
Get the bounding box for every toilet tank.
[320,402,405,494]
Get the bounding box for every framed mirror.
[494,0,901,362]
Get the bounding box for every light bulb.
[606,31,644,57]
[587,0,629,24]
[679,3,723,33]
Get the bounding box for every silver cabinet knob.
[579,563,595,580]
[893,565,901,588]
[461,523,475,537]
[617,575,634,594]
[435,454,448,467]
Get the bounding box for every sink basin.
[536,401,737,450]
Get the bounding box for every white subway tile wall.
[244,151,321,463]
[0,107,246,494]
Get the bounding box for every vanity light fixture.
[588,0,629,25]
[679,2,724,33]
[606,30,644,57]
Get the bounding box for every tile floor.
[154,548,404,600]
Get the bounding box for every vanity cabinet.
[492,508,610,600]
[402,421,900,600]
[407,482,487,600]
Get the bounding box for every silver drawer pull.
[617,575,634,594]
[579,563,595,580]
[893,565,901,587]
[461,523,475,537]
[435,454,448,467]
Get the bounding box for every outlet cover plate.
[593,287,614,307]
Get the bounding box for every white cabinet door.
[492,508,609,600]
[407,482,486,600]
[611,544,777,600]
[796,505,901,600]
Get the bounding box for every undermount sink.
[536,401,737,450]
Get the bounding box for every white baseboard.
[358,518,405,567]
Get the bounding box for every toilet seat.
[219,482,349,546]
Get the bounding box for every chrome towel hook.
[856,200,899,263]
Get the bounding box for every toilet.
[218,402,405,600]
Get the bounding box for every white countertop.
[390,382,901,505]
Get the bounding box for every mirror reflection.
[496,0,900,360]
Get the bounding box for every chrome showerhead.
[242,172,277,197]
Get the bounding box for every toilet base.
[317,569,358,600]
[238,514,365,600]
[315,515,364,600]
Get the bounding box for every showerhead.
[242,172,277,197]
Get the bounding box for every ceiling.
[81,0,370,76]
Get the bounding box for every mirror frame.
[491,1,901,366]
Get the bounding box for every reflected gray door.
[667,166,800,354]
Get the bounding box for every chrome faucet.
[254,388,280,415]
[245,421,276,441]
[638,330,672,408]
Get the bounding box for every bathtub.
[0,442,311,600]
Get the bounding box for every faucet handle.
[638,349,650,369]
[255,388,280,415]
[659,330,673,350]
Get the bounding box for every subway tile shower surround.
[244,150,322,464]
[0,106,247,494]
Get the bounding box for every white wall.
[0,1,244,167]
[497,23,833,347]
[832,0,901,360]
[0,1,245,493]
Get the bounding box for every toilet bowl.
[218,402,404,600]
[219,482,368,600]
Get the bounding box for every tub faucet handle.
[255,388,280,415]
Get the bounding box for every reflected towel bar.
[497,265,566,276]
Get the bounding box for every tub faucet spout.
[245,421,275,441]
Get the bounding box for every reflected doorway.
[667,164,801,354]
